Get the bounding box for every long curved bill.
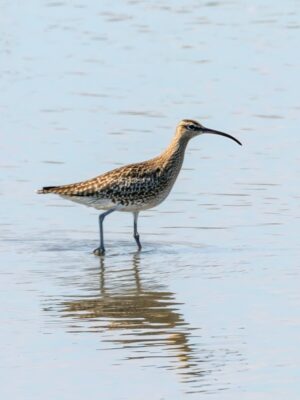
[202,127,242,146]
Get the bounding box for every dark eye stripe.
[188,124,196,130]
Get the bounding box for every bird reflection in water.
[60,253,208,384]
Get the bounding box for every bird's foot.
[93,247,105,256]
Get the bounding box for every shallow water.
[1,1,300,399]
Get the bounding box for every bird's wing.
[37,161,158,197]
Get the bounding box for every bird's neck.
[158,132,190,169]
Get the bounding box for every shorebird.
[38,119,241,255]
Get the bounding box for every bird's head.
[176,119,242,146]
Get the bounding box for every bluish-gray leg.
[93,208,117,256]
[133,212,142,251]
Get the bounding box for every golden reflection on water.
[60,253,207,384]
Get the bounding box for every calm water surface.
[1,1,300,399]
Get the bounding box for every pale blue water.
[1,1,300,399]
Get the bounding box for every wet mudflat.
[1,1,300,399]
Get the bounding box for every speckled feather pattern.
[38,130,190,212]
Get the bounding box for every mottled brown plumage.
[38,119,241,255]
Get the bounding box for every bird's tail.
[36,182,84,195]
[37,186,59,194]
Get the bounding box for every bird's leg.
[93,208,117,256]
[133,212,142,251]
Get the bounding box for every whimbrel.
[38,119,242,255]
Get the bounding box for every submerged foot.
[93,247,105,256]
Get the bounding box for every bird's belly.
[60,194,156,212]
[60,189,170,212]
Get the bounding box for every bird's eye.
[188,124,196,130]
